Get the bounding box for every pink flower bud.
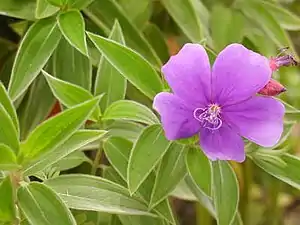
[258,79,286,96]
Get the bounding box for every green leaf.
[252,153,300,190]
[143,23,170,64]
[103,137,175,224]
[18,182,76,225]
[212,161,239,225]
[103,137,132,181]
[161,0,203,42]
[83,0,161,66]
[24,129,106,175]
[103,100,159,125]
[43,71,101,121]
[46,0,67,7]
[105,120,144,142]
[0,176,15,223]
[51,151,88,171]
[0,103,19,152]
[35,0,59,19]
[0,0,36,20]
[53,37,92,90]
[238,1,296,55]
[95,20,126,112]
[8,18,61,101]
[68,0,95,9]
[88,32,163,99]
[261,1,300,31]
[185,176,216,217]
[45,175,156,216]
[19,97,100,163]
[0,144,19,171]
[279,99,300,123]
[150,143,186,208]
[0,83,19,134]
[103,165,176,224]
[118,215,164,225]
[186,146,212,197]
[171,179,197,201]
[17,73,55,140]
[58,10,88,55]
[128,124,170,194]
[211,5,244,51]
[117,0,152,29]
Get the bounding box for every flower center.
[193,104,222,130]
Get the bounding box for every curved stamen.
[193,104,222,130]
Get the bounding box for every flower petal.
[153,92,201,140]
[212,44,271,106]
[162,43,211,107]
[199,124,245,162]
[223,96,285,147]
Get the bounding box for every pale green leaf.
[105,120,144,142]
[18,182,76,225]
[161,0,203,42]
[0,103,19,152]
[212,161,239,225]
[53,37,92,90]
[17,73,55,140]
[19,97,100,163]
[0,0,36,20]
[103,137,132,181]
[252,153,300,190]
[0,83,19,134]
[83,0,161,66]
[95,20,126,112]
[24,129,106,175]
[150,143,186,208]
[43,71,101,121]
[103,100,159,125]
[45,175,156,216]
[0,144,19,171]
[46,0,67,7]
[87,32,163,99]
[186,146,212,197]
[8,18,61,101]
[51,151,88,171]
[143,23,169,64]
[35,0,59,19]
[58,10,88,55]
[0,176,15,223]
[261,1,300,30]
[127,124,170,194]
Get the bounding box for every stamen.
[193,104,222,130]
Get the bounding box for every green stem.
[240,159,253,225]
[265,178,281,225]
[91,143,103,176]
[195,202,213,225]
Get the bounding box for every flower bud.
[258,79,286,96]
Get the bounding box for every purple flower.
[153,43,285,162]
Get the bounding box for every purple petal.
[212,44,271,106]
[223,96,285,147]
[153,92,201,140]
[162,43,211,107]
[199,124,245,162]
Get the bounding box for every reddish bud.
[258,79,286,96]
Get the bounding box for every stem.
[240,159,253,225]
[91,142,103,176]
[265,178,281,225]
[195,202,213,225]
